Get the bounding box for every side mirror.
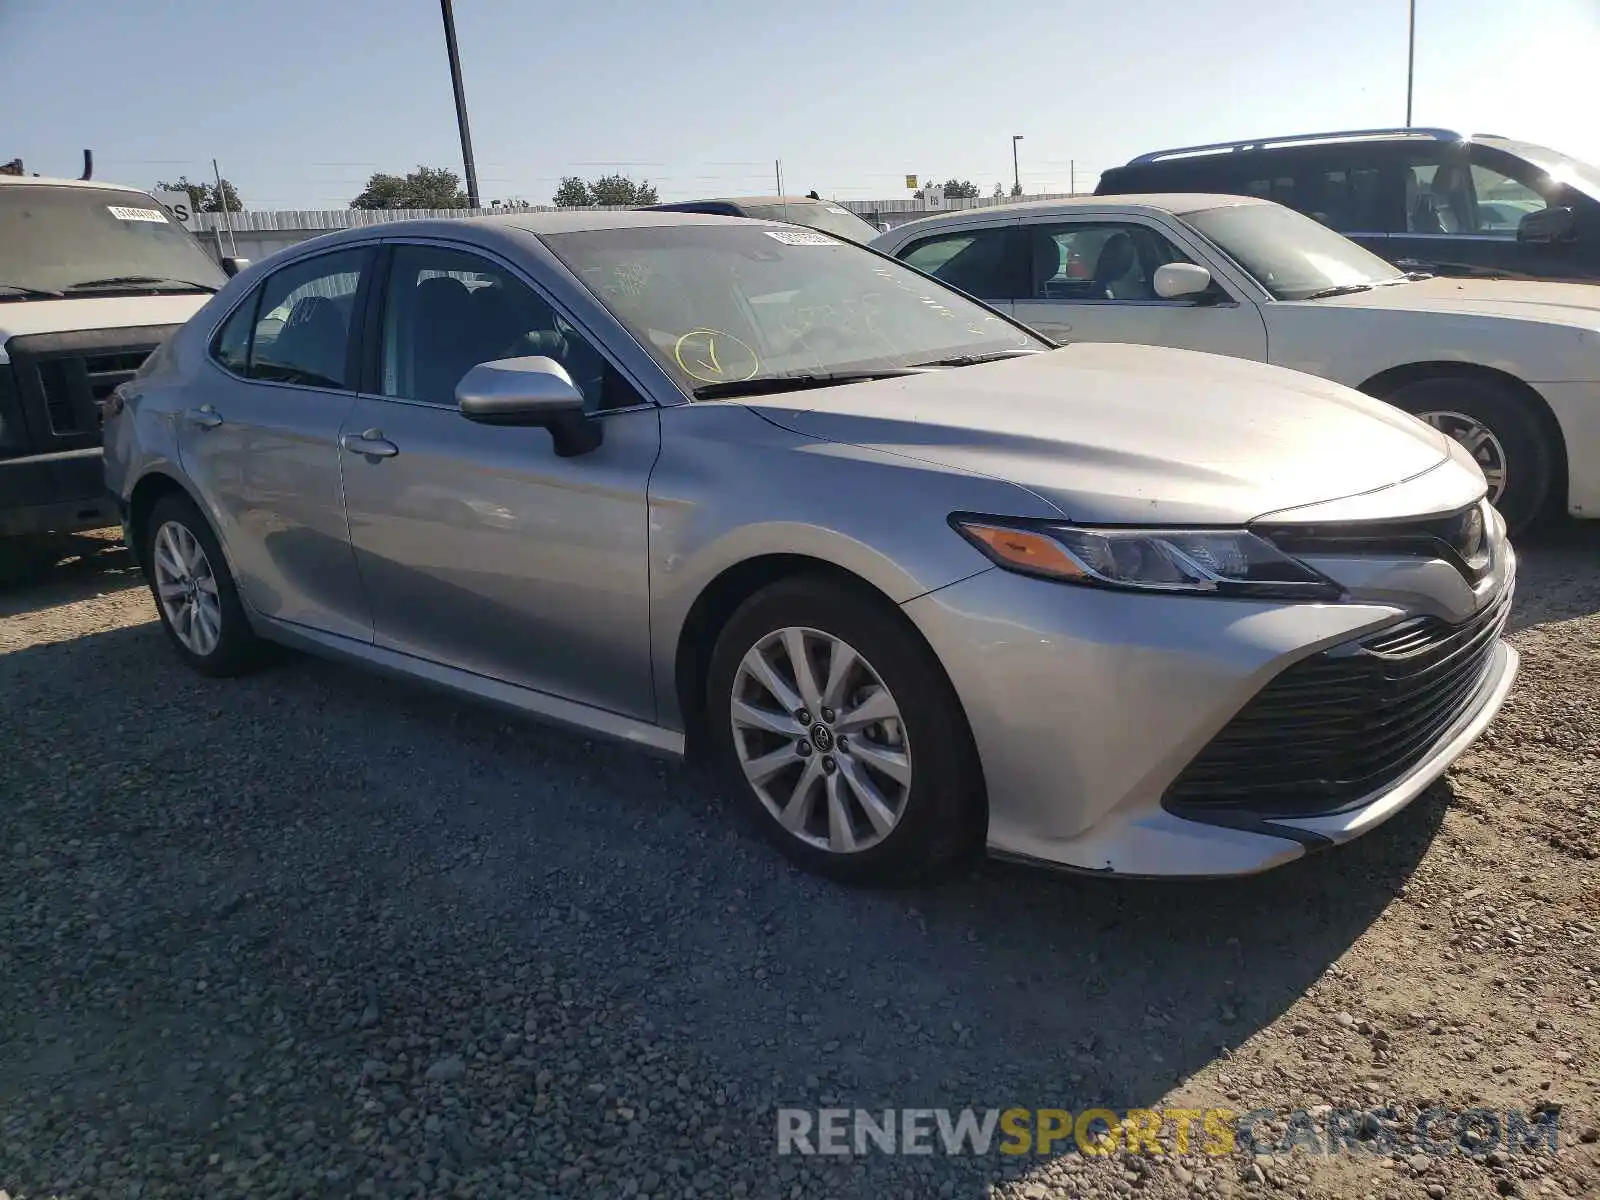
[220,256,251,277]
[456,356,602,457]
[1516,206,1576,244]
[1153,262,1214,300]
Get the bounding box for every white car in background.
[872,194,1600,534]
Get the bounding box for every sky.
[3,0,1598,211]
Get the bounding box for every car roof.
[0,174,154,193]
[879,193,1269,236]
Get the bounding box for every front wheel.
[1384,375,1557,537]
[705,576,984,885]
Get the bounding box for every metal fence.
[189,191,1084,234]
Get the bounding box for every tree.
[349,166,469,210]
[155,175,243,212]
[553,174,658,207]
[940,179,980,200]
[553,177,593,207]
[1010,181,1024,197]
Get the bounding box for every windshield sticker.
[762,229,841,247]
[674,329,760,384]
[824,206,850,215]
[107,206,169,223]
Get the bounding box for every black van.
[1097,127,1600,283]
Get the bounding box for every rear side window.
[898,228,1013,301]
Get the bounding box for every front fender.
[647,402,1060,729]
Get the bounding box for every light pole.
[1012,134,1024,196]
[1405,0,1416,126]
[440,0,481,209]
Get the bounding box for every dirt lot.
[1,526,1597,1200]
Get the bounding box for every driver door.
[338,240,661,721]
[1011,217,1268,360]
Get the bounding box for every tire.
[1383,374,1556,537]
[705,574,984,885]
[140,493,266,677]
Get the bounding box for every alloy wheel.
[152,519,223,657]
[729,626,912,854]
[1418,409,1508,505]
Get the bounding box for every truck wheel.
[1385,375,1555,537]
[141,493,266,677]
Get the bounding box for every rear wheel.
[141,493,266,677]
[1383,374,1556,536]
[706,575,983,885]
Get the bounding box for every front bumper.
[902,545,1518,878]
[0,448,117,536]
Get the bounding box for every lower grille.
[39,349,151,435]
[3,325,179,453]
[1165,583,1513,819]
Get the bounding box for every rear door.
[1009,215,1268,358]
[177,246,374,641]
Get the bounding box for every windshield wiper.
[1302,283,1377,300]
[693,369,924,400]
[907,349,1044,368]
[0,282,65,299]
[65,275,218,294]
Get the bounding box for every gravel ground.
[1,525,1597,1200]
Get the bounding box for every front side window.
[379,244,641,412]
[1026,222,1194,301]
[247,249,369,389]
[544,224,1043,396]
[899,228,1013,300]
[1469,164,1550,234]
[1183,202,1405,300]
[1405,160,1550,237]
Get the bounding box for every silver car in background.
[104,211,1517,883]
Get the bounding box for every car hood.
[1301,276,1600,331]
[0,294,211,363]
[742,344,1461,525]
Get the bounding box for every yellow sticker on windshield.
[674,329,760,383]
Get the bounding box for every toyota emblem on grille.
[1459,505,1485,561]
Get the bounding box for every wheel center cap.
[810,723,834,753]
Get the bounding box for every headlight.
[951,516,1343,600]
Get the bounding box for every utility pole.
[1405,0,1416,126]
[213,158,237,257]
[440,0,481,209]
[1012,134,1024,195]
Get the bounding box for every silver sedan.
[103,211,1517,883]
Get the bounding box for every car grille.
[1165,582,1513,819]
[3,325,179,453]
[37,349,150,435]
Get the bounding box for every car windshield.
[1182,202,1407,301]
[0,184,226,299]
[1488,140,1600,204]
[543,224,1044,395]
[737,201,881,245]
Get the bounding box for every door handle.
[187,405,223,430]
[340,429,399,458]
